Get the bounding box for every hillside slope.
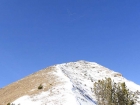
[0,60,140,105]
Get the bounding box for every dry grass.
[0,66,60,105]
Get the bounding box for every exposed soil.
[0,66,60,105]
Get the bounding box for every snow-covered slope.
[7,61,140,105]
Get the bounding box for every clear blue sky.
[0,0,140,87]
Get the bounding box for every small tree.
[94,78,137,105]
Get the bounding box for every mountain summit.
[0,60,140,105]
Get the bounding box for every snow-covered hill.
[1,61,140,105]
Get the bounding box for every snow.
[11,95,41,105]
[12,60,140,105]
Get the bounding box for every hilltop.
[0,60,140,105]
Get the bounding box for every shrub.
[7,103,10,105]
[38,84,43,89]
[93,78,138,105]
